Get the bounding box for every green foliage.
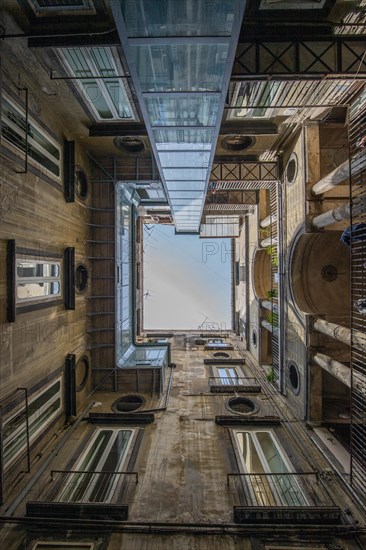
[266,367,277,383]
[266,289,277,299]
[266,244,279,267]
[267,312,278,327]
[271,253,279,267]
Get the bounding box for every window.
[235,429,306,506]
[16,255,62,304]
[215,366,242,385]
[58,429,134,503]
[1,94,61,180]
[259,0,326,10]
[228,82,281,120]
[57,48,136,121]
[28,0,95,16]
[3,377,63,472]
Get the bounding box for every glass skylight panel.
[154,128,214,144]
[121,0,236,37]
[166,182,206,191]
[145,96,220,127]
[163,167,207,180]
[159,151,211,169]
[128,44,229,92]
[169,191,205,199]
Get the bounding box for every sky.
[143,224,232,330]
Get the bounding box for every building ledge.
[88,412,155,425]
[215,415,281,425]
[26,501,128,521]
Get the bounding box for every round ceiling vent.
[226,397,259,415]
[221,135,255,152]
[286,153,298,185]
[114,136,145,154]
[213,351,230,358]
[75,264,88,292]
[112,395,145,413]
[75,356,89,392]
[321,264,338,282]
[288,361,300,395]
[74,165,88,200]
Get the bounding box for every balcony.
[228,472,341,525]
[26,470,138,521]
[209,376,261,393]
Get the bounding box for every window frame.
[58,427,136,504]
[232,428,308,507]
[3,376,64,472]
[1,93,62,182]
[212,365,244,386]
[57,47,137,122]
[234,428,295,474]
[16,255,62,304]
[227,82,282,120]
[28,0,95,16]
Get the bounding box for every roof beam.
[28,30,120,49]
[89,121,278,138]
[233,37,366,79]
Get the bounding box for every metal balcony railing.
[227,472,337,508]
[47,470,138,505]
[209,377,261,393]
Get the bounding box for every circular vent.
[114,136,145,154]
[222,135,254,152]
[286,153,298,185]
[76,356,89,392]
[321,264,338,282]
[213,351,230,358]
[75,264,88,292]
[288,361,300,395]
[112,395,145,413]
[74,165,88,200]
[226,397,259,415]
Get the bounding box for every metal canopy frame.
[110,0,246,233]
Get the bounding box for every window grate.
[349,87,366,498]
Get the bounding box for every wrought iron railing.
[227,472,336,508]
[45,470,138,505]
[209,377,261,392]
[349,87,366,498]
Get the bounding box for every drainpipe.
[261,300,278,313]
[4,402,96,517]
[261,319,279,334]
[260,236,278,248]
[311,151,366,196]
[260,213,277,228]
[312,195,365,229]
[313,352,350,388]
[133,363,176,413]
[312,318,366,352]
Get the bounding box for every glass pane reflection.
[121,0,236,37]
[129,44,229,92]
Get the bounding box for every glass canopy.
[113,0,244,232]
